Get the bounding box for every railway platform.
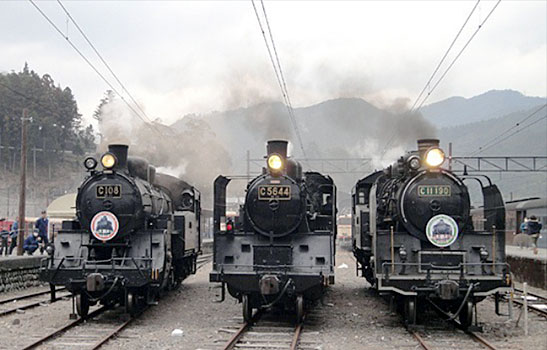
[0,254,45,292]
[506,245,547,290]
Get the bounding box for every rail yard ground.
[0,250,546,350]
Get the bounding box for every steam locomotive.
[210,140,336,323]
[352,139,511,328]
[41,144,201,316]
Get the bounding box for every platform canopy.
[47,193,77,219]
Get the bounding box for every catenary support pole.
[17,109,29,256]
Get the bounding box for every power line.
[28,0,162,135]
[470,104,547,156]
[381,0,501,158]
[413,0,501,112]
[409,0,480,113]
[471,111,547,155]
[251,0,309,162]
[55,0,155,126]
[260,0,309,161]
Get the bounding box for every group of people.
[520,215,543,255]
[0,211,49,256]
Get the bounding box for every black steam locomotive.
[352,139,511,328]
[41,144,201,316]
[210,140,336,322]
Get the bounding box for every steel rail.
[20,305,109,350]
[511,290,547,318]
[89,313,138,350]
[221,320,252,350]
[0,293,71,317]
[290,322,304,350]
[0,287,66,305]
[467,331,500,350]
[410,331,433,350]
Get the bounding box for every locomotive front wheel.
[242,295,252,323]
[404,297,417,325]
[296,295,304,324]
[459,300,474,328]
[76,294,89,318]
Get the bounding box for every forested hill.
[0,64,95,173]
[420,89,545,128]
[0,64,96,217]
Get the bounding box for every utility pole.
[17,109,29,256]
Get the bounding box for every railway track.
[0,287,66,305]
[512,288,547,318]
[221,312,304,350]
[16,254,212,349]
[0,288,71,317]
[211,307,323,350]
[19,305,140,350]
[410,329,501,350]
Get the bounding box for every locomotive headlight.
[267,154,283,171]
[424,148,445,167]
[84,157,98,170]
[101,153,117,169]
[408,156,421,170]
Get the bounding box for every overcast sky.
[1,1,545,127]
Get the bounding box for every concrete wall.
[0,256,44,292]
[507,255,547,290]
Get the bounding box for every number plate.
[96,184,122,198]
[258,185,291,200]
[418,185,451,197]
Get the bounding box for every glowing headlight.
[424,148,445,167]
[84,157,98,170]
[267,154,283,170]
[101,153,117,169]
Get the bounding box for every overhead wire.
[251,0,309,163]
[55,0,156,127]
[413,0,501,112]
[409,0,480,113]
[469,112,547,155]
[381,0,501,157]
[469,104,547,156]
[28,0,163,135]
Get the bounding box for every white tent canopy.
[47,193,77,219]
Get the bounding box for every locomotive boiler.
[41,144,201,317]
[210,140,336,323]
[352,139,511,328]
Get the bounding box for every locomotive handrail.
[44,256,153,269]
[215,263,334,271]
[381,261,511,280]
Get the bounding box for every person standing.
[9,219,19,255]
[35,211,49,251]
[526,216,543,255]
[0,224,9,256]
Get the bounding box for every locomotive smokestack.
[108,144,129,170]
[266,140,288,158]
[417,139,440,156]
